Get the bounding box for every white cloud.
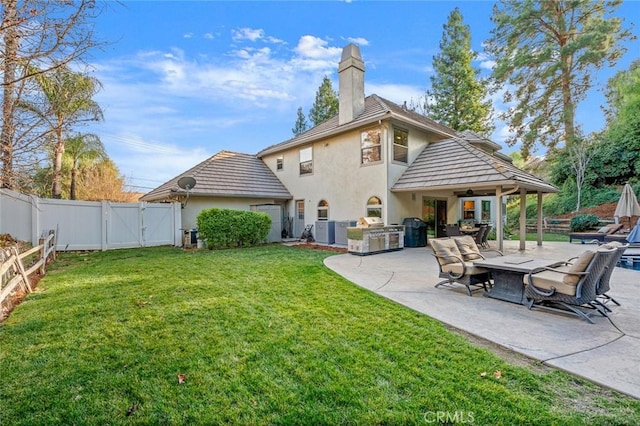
[480,60,496,70]
[294,35,342,59]
[346,37,369,46]
[232,27,265,42]
[266,36,285,44]
[367,83,426,107]
[88,34,351,187]
[108,135,211,188]
[204,33,214,40]
[183,33,193,39]
[475,52,496,70]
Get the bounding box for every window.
[366,196,382,218]
[481,200,491,222]
[393,128,408,163]
[463,200,475,220]
[317,200,329,220]
[276,156,283,171]
[361,128,382,164]
[296,200,304,220]
[299,147,312,175]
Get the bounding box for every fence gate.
[0,189,181,251]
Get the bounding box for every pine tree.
[292,107,308,136]
[486,0,633,157]
[429,8,493,136]
[308,76,338,126]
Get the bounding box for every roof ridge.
[370,94,391,111]
[216,150,254,156]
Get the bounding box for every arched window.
[317,199,329,220]
[366,196,382,218]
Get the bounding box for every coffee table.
[474,256,563,304]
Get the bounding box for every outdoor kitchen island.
[347,217,405,255]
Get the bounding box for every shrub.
[196,208,271,249]
[569,214,600,232]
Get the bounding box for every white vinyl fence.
[0,189,182,251]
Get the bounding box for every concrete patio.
[324,240,640,399]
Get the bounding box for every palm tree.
[64,133,106,200]
[25,63,103,198]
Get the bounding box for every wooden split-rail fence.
[0,231,56,313]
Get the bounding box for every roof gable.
[140,151,292,201]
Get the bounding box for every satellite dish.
[176,176,196,208]
[177,176,196,191]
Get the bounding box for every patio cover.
[392,138,558,251]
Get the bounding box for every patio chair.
[474,223,487,247]
[568,223,623,244]
[430,236,498,296]
[478,224,492,249]
[592,241,628,311]
[523,247,617,323]
[445,224,462,237]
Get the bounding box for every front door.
[294,200,305,238]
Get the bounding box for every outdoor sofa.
[568,223,623,244]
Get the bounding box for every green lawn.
[508,232,570,242]
[1,245,638,425]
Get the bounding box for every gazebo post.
[519,187,527,251]
[537,192,543,246]
[496,186,504,252]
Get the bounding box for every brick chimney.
[338,44,365,125]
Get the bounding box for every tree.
[64,133,106,200]
[1,0,104,190]
[567,135,596,211]
[429,8,493,136]
[292,106,308,136]
[77,159,139,202]
[25,64,103,198]
[591,60,640,185]
[486,0,634,157]
[308,76,338,126]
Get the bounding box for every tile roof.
[392,138,558,194]
[257,94,457,157]
[140,151,292,202]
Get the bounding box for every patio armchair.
[523,247,617,323]
[569,223,623,244]
[475,224,492,249]
[483,225,493,248]
[592,241,628,311]
[430,236,501,296]
[445,224,463,237]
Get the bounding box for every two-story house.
[142,44,557,251]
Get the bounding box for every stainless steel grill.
[347,218,404,255]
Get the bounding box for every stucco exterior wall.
[263,126,389,225]
[262,119,448,228]
[386,121,437,186]
[181,196,283,229]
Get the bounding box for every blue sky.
[87,1,640,193]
